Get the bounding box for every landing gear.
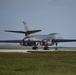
[44,45,49,50]
[32,46,38,50]
[55,43,58,50]
[32,44,38,50]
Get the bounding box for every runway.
[0,45,76,52]
[0,49,28,53]
[0,49,55,53]
[0,48,76,53]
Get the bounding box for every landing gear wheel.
[44,46,49,50]
[32,46,38,50]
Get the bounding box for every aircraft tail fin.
[23,21,42,36]
[23,21,29,32]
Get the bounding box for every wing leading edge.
[0,39,76,43]
[52,39,76,42]
[0,40,22,43]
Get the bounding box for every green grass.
[0,51,76,75]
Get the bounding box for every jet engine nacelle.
[20,40,36,46]
[47,41,54,46]
[40,41,54,46]
[20,41,28,46]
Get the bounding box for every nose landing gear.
[55,43,58,50]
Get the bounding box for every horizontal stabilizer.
[26,30,42,35]
[5,30,26,34]
[5,30,42,36]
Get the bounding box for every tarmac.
[0,49,28,53]
[0,45,76,52]
[0,49,54,53]
[0,48,76,53]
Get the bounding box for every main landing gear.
[44,45,49,50]
[32,43,58,50]
[32,45,49,50]
[32,45,38,50]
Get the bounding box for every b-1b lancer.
[0,21,76,50]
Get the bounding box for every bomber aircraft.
[0,21,76,50]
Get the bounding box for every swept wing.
[0,40,22,43]
[52,39,76,42]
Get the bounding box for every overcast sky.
[0,0,76,46]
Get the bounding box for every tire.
[44,46,49,50]
[32,46,38,50]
